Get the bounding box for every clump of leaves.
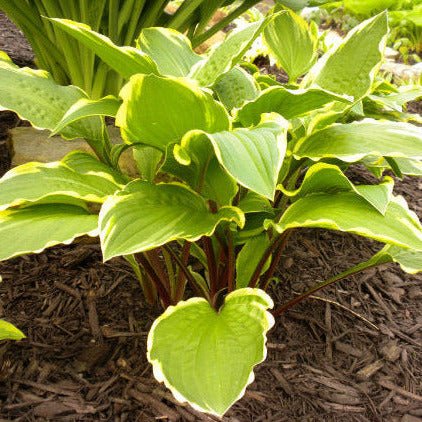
[0,10,421,416]
[0,0,262,97]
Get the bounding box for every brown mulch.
[1,11,422,422]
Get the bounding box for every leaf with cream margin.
[263,10,317,82]
[147,288,274,416]
[280,163,394,215]
[116,74,230,149]
[99,181,244,261]
[0,151,123,211]
[175,118,288,200]
[269,193,422,251]
[236,85,350,127]
[190,18,269,86]
[294,120,422,162]
[0,204,98,261]
[0,54,103,142]
[301,13,388,101]
[374,244,422,274]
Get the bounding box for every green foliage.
[0,0,262,97]
[0,320,25,341]
[0,10,421,416]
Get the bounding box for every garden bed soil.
[1,11,422,422]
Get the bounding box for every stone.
[381,61,422,83]
[9,126,138,176]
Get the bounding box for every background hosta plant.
[0,9,421,416]
[0,0,263,97]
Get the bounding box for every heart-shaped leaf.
[147,288,274,416]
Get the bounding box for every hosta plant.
[0,10,422,416]
[0,320,25,341]
[0,0,262,97]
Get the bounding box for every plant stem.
[203,237,218,297]
[226,229,235,293]
[272,260,386,317]
[137,253,171,307]
[248,231,290,288]
[124,254,156,304]
[174,241,191,302]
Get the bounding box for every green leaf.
[190,18,268,86]
[294,120,422,162]
[236,234,271,289]
[176,118,288,200]
[302,13,388,100]
[0,56,103,141]
[238,191,274,214]
[0,152,123,211]
[236,85,351,126]
[99,181,244,261]
[376,244,422,274]
[0,320,25,341]
[281,163,394,214]
[147,288,274,416]
[344,0,396,15]
[49,18,157,79]
[137,27,202,77]
[116,74,230,150]
[162,139,238,207]
[0,204,98,261]
[270,193,422,251]
[369,86,422,112]
[52,95,121,135]
[213,67,259,110]
[264,10,317,82]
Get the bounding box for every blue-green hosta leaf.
[147,288,274,416]
[176,119,288,200]
[263,10,317,82]
[52,96,121,135]
[116,74,230,149]
[0,204,98,261]
[0,152,123,211]
[0,320,25,341]
[236,86,350,126]
[99,181,244,261]
[301,13,388,100]
[49,19,157,79]
[213,67,259,110]
[281,163,394,215]
[190,18,268,86]
[0,55,103,141]
[376,244,422,274]
[270,193,422,251]
[236,234,271,289]
[294,120,422,162]
[137,27,202,77]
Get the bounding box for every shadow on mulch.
[0,10,422,422]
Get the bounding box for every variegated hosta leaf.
[375,244,422,274]
[0,320,25,341]
[0,152,123,211]
[302,13,388,100]
[116,74,230,149]
[148,288,274,416]
[49,18,157,79]
[0,54,103,141]
[236,86,350,126]
[294,120,422,162]
[52,96,121,135]
[263,10,317,82]
[99,181,244,261]
[137,27,201,77]
[190,18,268,87]
[281,163,393,215]
[0,204,98,261]
[175,118,288,200]
[270,193,422,251]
